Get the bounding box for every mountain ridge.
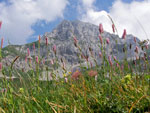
[1,20,144,72]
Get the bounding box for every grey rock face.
[2,20,144,72]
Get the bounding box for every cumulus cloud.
[80,0,150,41]
[0,0,68,45]
[82,0,95,9]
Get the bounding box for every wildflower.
[122,29,126,39]
[1,38,3,49]
[73,37,78,44]
[19,88,24,94]
[121,64,124,70]
[64,78,68,83]
[134,37,136,43]
[71,70,82,80]
[33,43,35,52]
[145,45,148,49]
[88,70,98,77]
[25,55,27,63]
[108,56,113,67]
[0,88,7,93]
[99,23,104,34]
[39,35,41,44]
[85,55,89,62]
[116,63,119,68]
[106,38,110,44]
[27,48,30,56]
[112,24,115,33]
[53,45,56,54]
[99,52,102,58]
[0,62,2,71]
[36,56,39,63]
[62,62,66,70]
[0,21,2,30]
[63,73,67,77]
[136,55,139,60]
[99,35,103,44]
[73,37,78,47]
[135,46,138,54]
[113,56,117,61]
[46,37,48,46]
[50,59,54,65]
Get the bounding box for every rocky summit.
[2,20,145,72]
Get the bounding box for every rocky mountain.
[1,20,145,72]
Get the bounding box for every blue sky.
[0,0,150,46]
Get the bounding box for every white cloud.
[82,0,95,9]
[80,0,150,41]
[0,0,68,45]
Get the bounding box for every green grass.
[0,28,150,113]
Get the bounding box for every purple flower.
[108,56,113,67]
[36,56,39,63]
[27,48,30,56]
[99,35,103,44]
[135,46,139,54]
[99,24,104,34]
[106,38,110,44]
[46,37,48,46]
[112,24,115,33]
[122,29,126,39]
[0,62,2,71]
[53,45,56,54]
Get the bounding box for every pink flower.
[134,37,136,43]
[116,63,119,68]
[135,46,138,54]
[112,24,115,33]
[0,21,2,30]
[145,45,148,49]
[36,56,39,63]
[27,48,30,56]
[88,70,98,77]
[99,35,103,44]
[46,37,48,46]
[73,37,78,44]
[1,38,3,48]
[50,59,54,65]
[25,55,27,63]
[73,37,78,47]
[33,43,35,52]
[106,38,110,44]
[121,64,124,70]
[53,45,56,54]
[99,52,102,58]
[71,70,82,80]
[108,56,113,67]
[113,56,117,61]
[0,62,2,71]
[64,78,68,82]
[99,24,104,34]
[122,29,126,39]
